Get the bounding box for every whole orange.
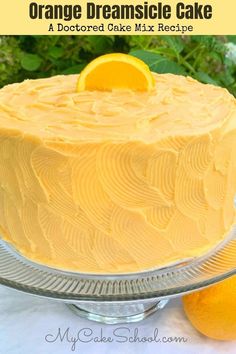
[183,275,236,340]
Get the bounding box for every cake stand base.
[67,299,169,324]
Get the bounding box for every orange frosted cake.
[0,71,236,273]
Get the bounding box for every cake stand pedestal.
[67,299,169,324]
[0,227,236,324]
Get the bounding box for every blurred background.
[0,35,236,96]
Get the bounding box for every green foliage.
[0,35,235,96]
[0,37,22,87]
[130,35,236,96]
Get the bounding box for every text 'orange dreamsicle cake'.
[0,53,236,273]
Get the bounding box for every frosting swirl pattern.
[0,73,235,273]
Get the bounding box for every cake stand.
[0,226,236,324]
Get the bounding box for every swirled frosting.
[0,73,236,273]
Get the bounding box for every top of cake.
[0,73,235,143]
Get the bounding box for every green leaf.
[195,72,218,86]
[21,53,42,71]
[152,47,177,57]
[48,46,64,59]
[161,36,184,54]
[130,50,186,75]
[62,64,86,75]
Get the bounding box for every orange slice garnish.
[77,53,155,92]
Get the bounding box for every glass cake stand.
[0,226,236,324]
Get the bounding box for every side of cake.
[0,72,235,273]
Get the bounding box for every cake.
[0,71,235,273]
